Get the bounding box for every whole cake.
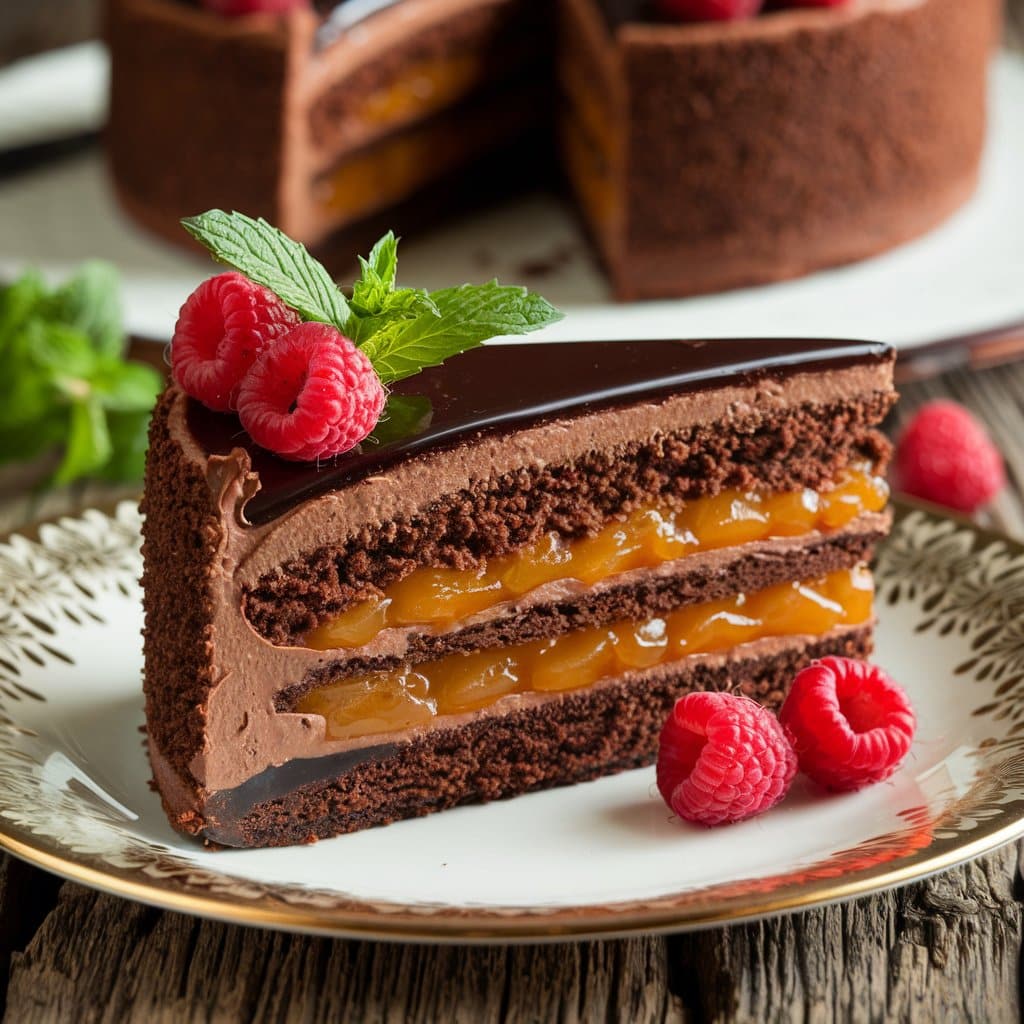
[144,328,896,846]
[105,0,998,300]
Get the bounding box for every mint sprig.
[359,282,562,384]
[182,211,350,327]
[0,263,161,486]
[181,211,564,385]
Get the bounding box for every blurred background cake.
[103,0,999,299]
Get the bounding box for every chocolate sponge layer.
[245,392,892,645]
[201,626,872,848]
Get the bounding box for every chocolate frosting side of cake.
[142,338,895,809]
[561,0,998,299]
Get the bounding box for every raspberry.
[656,692,797,826]
[656,0,763,20]
[236,322,386,461]
[200,0,309,15]
[171,272,300,412]
[894,400,1005,513]
[779,657,915,791]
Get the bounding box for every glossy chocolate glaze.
[203,742,398,845]
[186,338,890,526]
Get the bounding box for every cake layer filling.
[313,79,540,228]
[295,566,873,741]
[301,469,887,651]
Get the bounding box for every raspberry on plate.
[779,657,915,791]
[171,272,300,413]
[656,691,797,826]
[894,400,1005,514]
[237,322,386,462]
[656,0,763,21]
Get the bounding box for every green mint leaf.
[181,210,350,328]
[96,408,152,482]
[52,397,111,486]
[347,289,440,346]
[365,231,398,292]
[44,261,124,359]
[0,416,64,466]
[0,262,149,485]
[0,269,47,340]
[348,231,438,343]
[367,394,433,447]
[90,360,162,413]
[31,322,99,379]
[360,281,564,384]
[0,324,61,430]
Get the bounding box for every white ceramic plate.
[0,53,1022,349]
[0,500,1023,942]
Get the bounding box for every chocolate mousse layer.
[142,338,895,845]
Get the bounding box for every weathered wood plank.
[0,856,62,1013]
[3,887,681,1024]
[669,844,1023,1024]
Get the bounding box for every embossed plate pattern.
[0,501,1023,942]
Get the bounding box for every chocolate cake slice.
[142,337,896,848]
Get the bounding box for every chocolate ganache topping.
[186,338,889,526]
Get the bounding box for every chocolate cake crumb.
[244,393,892,645]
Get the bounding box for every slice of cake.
[144,333,895,847]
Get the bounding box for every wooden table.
[2,5,1024,1021]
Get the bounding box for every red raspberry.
[171,272,300,413]
[656,692,797,826]
[200,0,309,15]
[656,0,763,20]
[779,657,915,792]
[237,322,386,462]
[894,400,1005,513]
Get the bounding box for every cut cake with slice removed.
[142,337,896,847]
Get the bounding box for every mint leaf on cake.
[181,210,352,328]
[360,281,563,384]
[173,210,564,461]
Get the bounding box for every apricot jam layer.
[303,470,888,651]
[296,567,874,742]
